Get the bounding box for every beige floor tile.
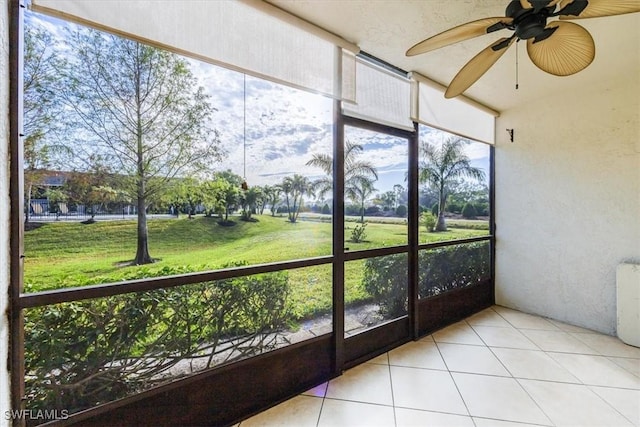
[418,334,435,343]
[318,399,395,427]
[571,332,640,358]
[493,307,560,330]
[590,386,640,426]
[492,347,579,383]
[367,353,389,365]
[520,379,635,427]
[609,357,640,378]
[438,343,510,376]
[240,395,323,427]
[547,318,598,334]
[472,325,538,350]
[325,363,393,405]
[452,373,551,425]
[548,352,640,389]
[395,408,475,427]
[388,340,447,370]
[519,329,599,354]
[473,417,552,427]
[303,382,328,398]
[466,308,513,328]
[391,366,468,415]
[245,308,640,427]
[432,321,484,345]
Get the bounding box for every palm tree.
[420,137,485,231]
[281,174,311,223]
[240,186,262,220]
[379,190,396,211]
[306,141,378,220]
[347,177,377,223]
[262,184,282,216]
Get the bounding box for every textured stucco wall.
[1,0,12,425]
[495,70,640,334]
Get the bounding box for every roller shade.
[410,72,498,144]
[30,0,358,102]
[343,57,413,131]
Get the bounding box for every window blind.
[31,0,358,102]
[410,72,498,144]
[343,57,413,131]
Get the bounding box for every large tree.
[61,29,222,264]
[419,137,485,231]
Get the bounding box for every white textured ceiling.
[268,0,640,112]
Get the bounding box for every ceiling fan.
[406,0,640,98]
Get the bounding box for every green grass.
[24,214,487,318]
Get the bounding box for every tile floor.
[237,306,640,427]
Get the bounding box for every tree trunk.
[435,190,447,232]
[133,54,153,265]
[134,192,153,264]
[25,182,32,224]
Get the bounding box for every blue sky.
[28,10,490,198]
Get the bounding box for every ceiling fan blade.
[558,0,640,19]
[520,0,561,11]
[406,17,513,56]
[444,37,515,98]
[526,21,595,76]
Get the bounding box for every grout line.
[385,352,399,427]
[511,377,556,426]
[472,415,554,427]
[606,356,640,379]
[586,384,640,426]
[315,394,325,427]
[432,339,474,422]
[321,396,395,408]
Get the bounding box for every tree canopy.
[59,28,223,263]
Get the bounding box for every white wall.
[1,0,12,424]
[495,69,640,334]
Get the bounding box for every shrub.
[474,202,489,216]
[350,222,368,243]
[420,212,436,232]
[363,254,407,318]
[419,241,490,297]
[362,242,490,318]
[461,202,477,219]
[321,203,331,215]
[365,205,380,215]
[345,205,360,216]
[447,201,462,214]
[395,204,407,217]
[431,202,439,216]
[24,266,292,415]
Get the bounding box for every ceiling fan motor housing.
[506,0,551,40]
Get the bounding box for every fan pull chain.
[515,39,520,90]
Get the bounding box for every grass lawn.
[24,214,488,318]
